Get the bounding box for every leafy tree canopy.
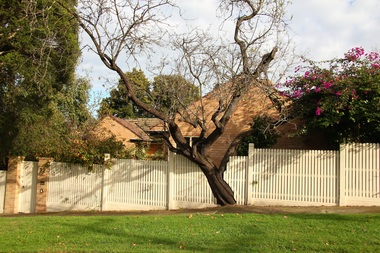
[98,68,153,118]
[152,74,200,114]
[236,116,280,156]
[99,69,199,118]
[0,0,126,168]
[280,47,380,147]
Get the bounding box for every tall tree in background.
[64,0,290,205]
[0,0,83,168]
[98,68,153,118]
[152,75,200,114]
[99,70,200,118]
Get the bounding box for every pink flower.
[367,51,379,61]
[323,81,333,89]
[344,46,365,61]
[291,89,303,98]
[352,89,358,99]
[315,107,322,116]
[314,87,321,93]
[335,91,342,96]
[304,71,311,77]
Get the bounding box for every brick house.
[99,86,329,164]
[96,115,167,158]
[175,84,330,166]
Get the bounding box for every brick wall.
[3,156,23,214]
[35,158,53,213]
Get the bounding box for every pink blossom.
[323,81,333,89]
[335,91,342,96]
[304,71,311,77]
[315,107,322,116]
[291,89,303,98]
[345,46,365,61]
[285,79,295,87]
[367,51,379,61]
[314,87,321,93]
[351,89,358,99]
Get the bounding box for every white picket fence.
[0,170,7,214]
[46,152,216,212]
[1,143,379,213]
[225,143,380,206]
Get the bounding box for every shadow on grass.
[55,215,268,252]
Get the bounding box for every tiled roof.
[109,116,152,141]
[125,118,166,132]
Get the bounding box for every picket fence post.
[245,144,254,205]
[167,151,175,210]
[100,154,111,211]
[339,144,346,206]
[101,167,109,211]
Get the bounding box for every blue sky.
[77,0,380,102]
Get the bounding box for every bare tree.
[61,0,291,205]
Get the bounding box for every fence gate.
[18,161,38,213]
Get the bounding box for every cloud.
[288,0,380,60]
[78,0,380,96]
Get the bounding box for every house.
[175,83,330,166]
[175,83,278,166]
[98,85,329,164]
[96,115,167,158]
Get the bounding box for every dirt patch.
[2,205,380,217]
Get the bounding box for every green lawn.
[1,212,379,252]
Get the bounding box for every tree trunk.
[203,168,236,206]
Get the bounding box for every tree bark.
[201,165,236,205]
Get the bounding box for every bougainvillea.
[279,47,380,146]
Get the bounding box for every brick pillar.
[3,156,24,214]
[36,158,53,213]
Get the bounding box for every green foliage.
[98,71,200,118]
[236,116,279,156]
[53,127,134,168]
[281,47,380,146]
[98,68,154,118]
[0,0,90,169]
[17,117,134,168]
[152,74,200,114]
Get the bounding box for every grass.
[0,212,380,252]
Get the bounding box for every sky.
[76,0,380,102]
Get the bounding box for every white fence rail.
[48,163,104,212]
[103,159,168,211]
[340,143,380,206]
[46,153,217,212]
[250,149,339,206]
[0,170,7,214]
[1,143,379,213]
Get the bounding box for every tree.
[280,47,380,147]
[152,74,200,114]
[63,0,290,205]
[98,68,153,118]
[236,116,280,155]
[0,0,83,168]
[99,70,200,118]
